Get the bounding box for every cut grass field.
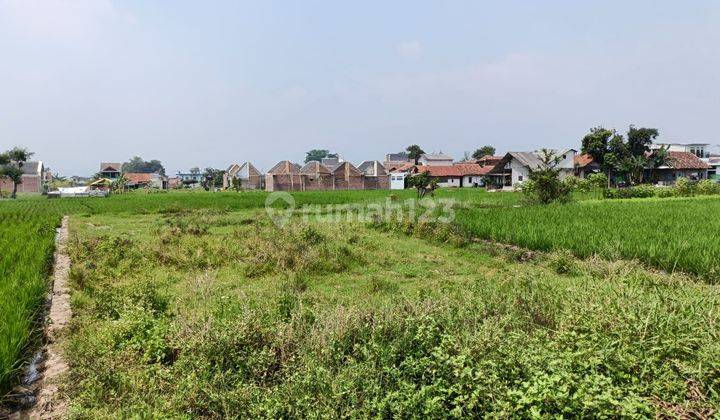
[1,189,720,416]
[65,209,720,417]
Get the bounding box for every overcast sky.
[1,0,719,176]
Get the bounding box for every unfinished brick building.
[265,160,303,192]
[265,160,390,191]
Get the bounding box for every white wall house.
[390,172,406,189]
[489,149,577,188]
[652,143,710,159]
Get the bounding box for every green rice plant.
[455,196,720,280]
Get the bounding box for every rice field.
[0,212,58,394]
[2,189,720,414]
[455,195,720,280]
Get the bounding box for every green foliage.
[587,172,608,188]
[0,146,34,198]
[674,177,693,197]
[122,156,165,176]
[406,171,438,198]
[523,149,572,204]
[405,144,425,164]
[456,197,720,278]
[304,149,338,163]
[472,145,496,159]
[696,179,720,195]
[62,210,720,417]
[602,185,656,199]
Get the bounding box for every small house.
[99,162,122,180]
[649,151,710,184]
[574,154,601,179]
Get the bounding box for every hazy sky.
[1,0,719,175]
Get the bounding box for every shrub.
[587,173,608,189]
[696,179,720,196]
[674,177,693,197]
[602,186,655,199]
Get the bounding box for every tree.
[472,145,496,159]
[0,147,33,198]
[626,125,658,157]
[406,145,425,165]
[406,171,437,198]
[202,168,224,190]
[304,149,338,163]
[122,156,166,175]
[523,149,572,204]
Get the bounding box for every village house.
[124,172,168,189]
[0,161,51,194]
[649,151,710,184]
[418,152,454,166]
[176,171,205,188]
[412,163,491,188]
[99,162,122,179]
[652,142,710,158]
[384,152,411,171]
[223,162,262,190]
[488,149,576,188]
[708,156,720,181]
[574,154,601,178]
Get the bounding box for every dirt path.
[14,216,72,419]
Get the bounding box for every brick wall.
[0,175,41,193]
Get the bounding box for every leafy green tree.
[523,149,572,204]
[405,144,425,165]
[304,149,338,163]
[626,125,659,157]
[0,147,34,198]
[202,168,225,190]
[407,171,438,198]
[472,145,496,159]
[122,156,166,175]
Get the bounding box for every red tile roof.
[416,165,462,177]
[574,153,595,167]
[666,151,710,170]
[388,162,416,172]
[124,173,154,184]
[454,163,493,176]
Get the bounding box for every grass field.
[64,209,720,417]
[1,189,720,416]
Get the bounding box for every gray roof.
[421,152,454,161]
[357,160,387,176]
[509,152,545,169]
[385,152,409,162]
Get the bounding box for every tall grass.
[0,212,57,394]
[456,196,720,280]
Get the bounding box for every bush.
[696,179,720,196]
[602,185,655,199]
[587,173,608,189]
[674,177,693,197]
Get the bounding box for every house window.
[518,175,523,181]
